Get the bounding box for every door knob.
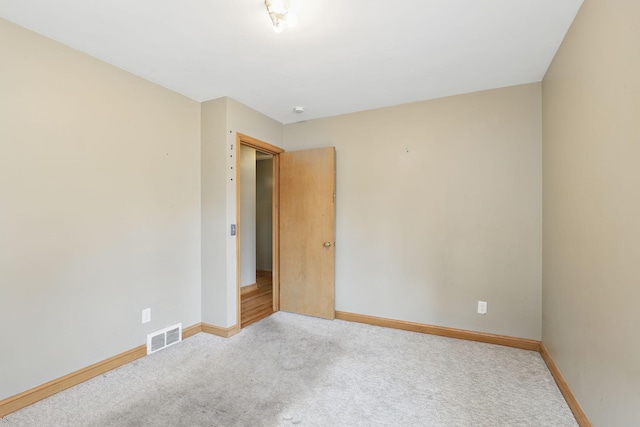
[323,242,332,247]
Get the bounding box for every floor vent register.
[146,323,182,355]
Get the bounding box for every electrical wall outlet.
[477,301,487,315]
[142,308,151,324]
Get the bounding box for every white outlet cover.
[477,301,488,315]
[142,308,151,324]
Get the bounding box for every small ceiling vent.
[146,323,182,355]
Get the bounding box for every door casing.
[236,133,283,327]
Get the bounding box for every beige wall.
[240,145,257,287]
[200,97,282,327]
[227,98,282,326]
[542,1,640,425]
[200,97,228,326]
[284,83,542,340]
[224,98,283,326]
[0,18,201,400]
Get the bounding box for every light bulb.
[265,0,293,33]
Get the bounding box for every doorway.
[239,148,274,327]
[236,134,283,329]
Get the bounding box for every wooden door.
[279,147,336,319]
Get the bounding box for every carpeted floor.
[0,312,578,426]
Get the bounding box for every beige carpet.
[0,312,577,426]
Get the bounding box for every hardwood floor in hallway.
[241,272,274,328]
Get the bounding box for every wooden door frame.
[236,133,284,328]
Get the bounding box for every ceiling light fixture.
[265,0,297,33]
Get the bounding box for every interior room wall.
[201,98,282,328]
[0,18,201,401]
[256,159,274,271]
[284,83,542,340]
[201,97,228,326]
[542,0,640,424]
[240,146,257,287]
[224,98,283,326]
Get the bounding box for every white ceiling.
[0,0,582,124]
